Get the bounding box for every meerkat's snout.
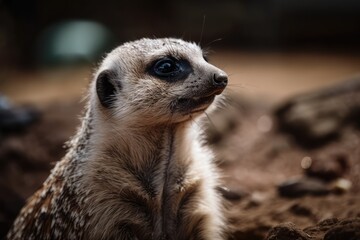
[213,72,228,89]
[204,70,228,96]
[167,61,228,115]
[196,59,228,96]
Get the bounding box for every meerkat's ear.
[96,70,119,108]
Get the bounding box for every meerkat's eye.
[153,58,180,77]
[149,57,192,81]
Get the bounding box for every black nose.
[213,73,228,88]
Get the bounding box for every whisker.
[205,38,223,48]
[198,15,206,46]
[227,84,249,89]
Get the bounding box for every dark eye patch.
[148,56,192,82]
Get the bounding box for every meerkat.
[7,38,228,240]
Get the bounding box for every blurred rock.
[278,177,330,198]
[331,178,352,194]
[266,218,360,240]
[265,222,311,240]
[304,152,349,181]
[230,221,272,240]
[0,95,40,135]
[217,186,247,201]
[275,77,360,149]
[304,218,339,238]
[289,203,313,217]
[323,218,360,240]
[247,192,268,207]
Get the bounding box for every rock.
[265,222,311,240]
[289,203,313,217]
[266,218,360,240]
[247,192,268,207]
[331,178,352,194]
[323,218,360,240]
[304,218,339,238]
[217,186,247,201]
[304,152,349,181]
[0,95,40,135]
[278,177,330,198]
[275,78,360,149]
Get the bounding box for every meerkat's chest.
[86,152,211,239]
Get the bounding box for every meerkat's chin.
[175,94,215,114]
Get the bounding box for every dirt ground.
[0,51,359,239]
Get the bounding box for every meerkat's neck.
[67,104,202,191]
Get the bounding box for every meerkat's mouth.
[175,94,216,113]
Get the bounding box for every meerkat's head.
[92,38,228,126]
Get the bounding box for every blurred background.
[1,0,360,103]
[1,1,360,239]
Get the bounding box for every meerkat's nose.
[212,72,228,88]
